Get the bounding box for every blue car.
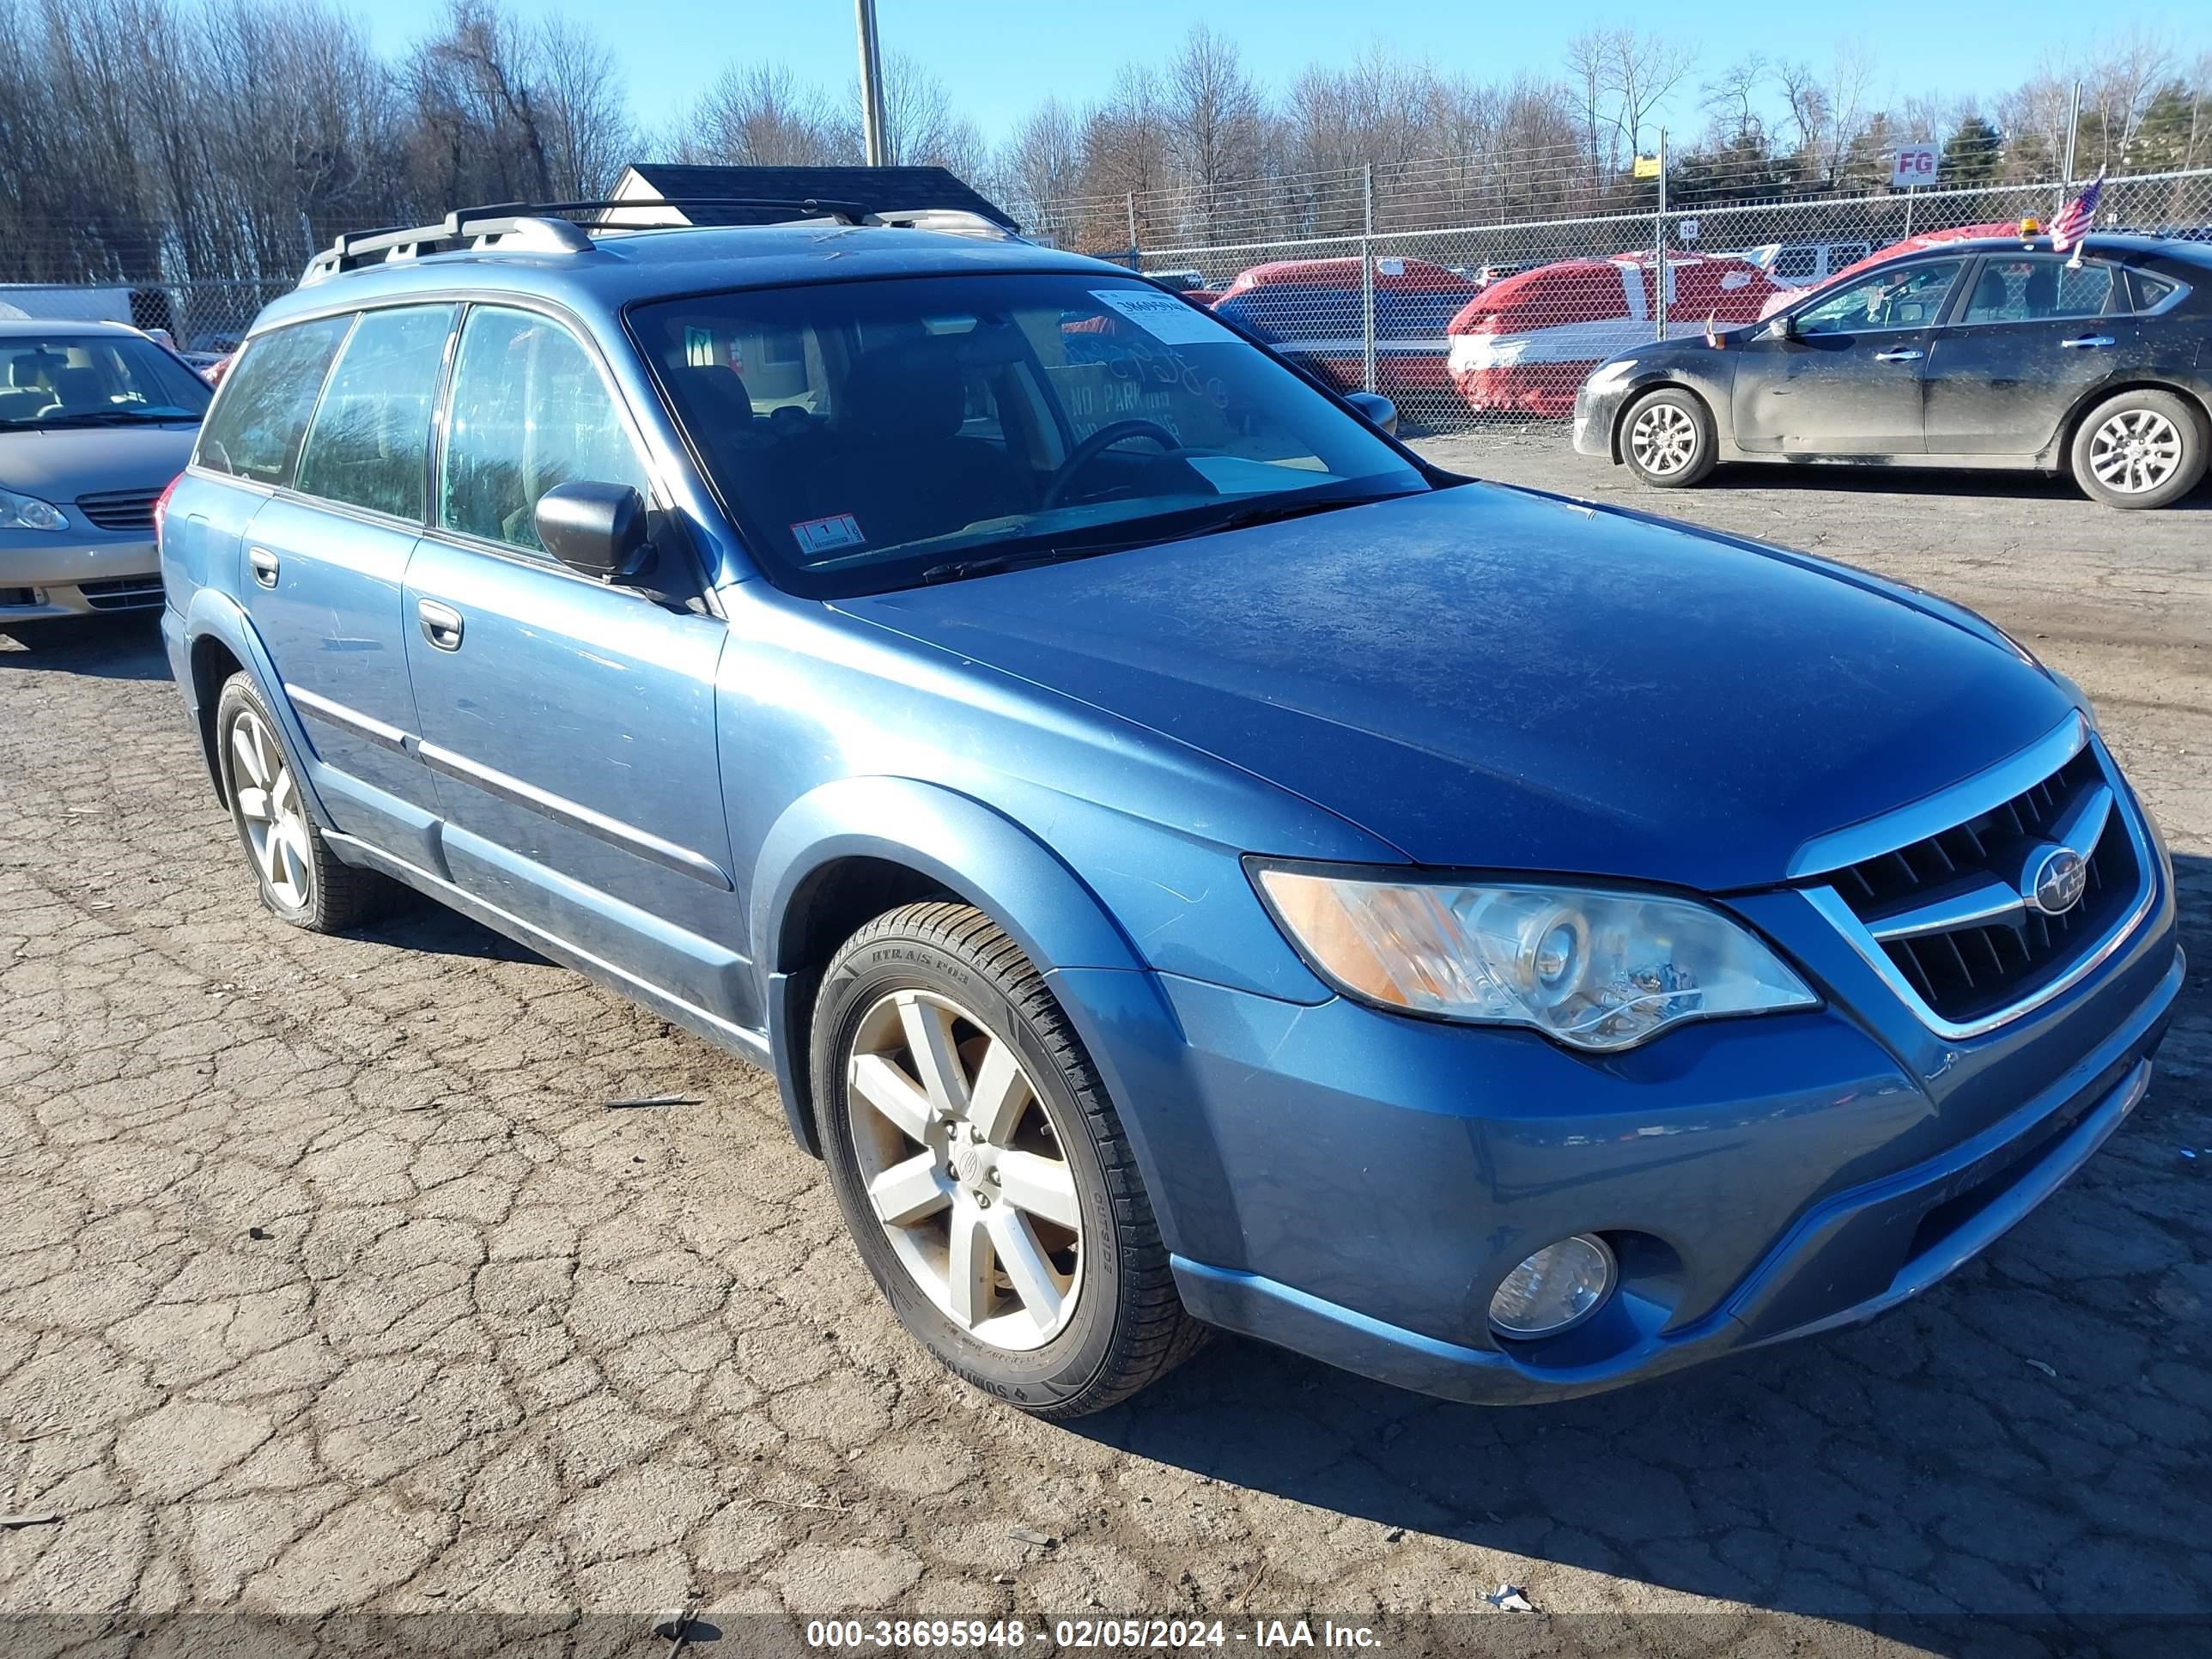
[158,200,2182,1418]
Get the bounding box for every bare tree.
[682,63,857,167]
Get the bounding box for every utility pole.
[1653,129,1668,343]
[855,0,888,167]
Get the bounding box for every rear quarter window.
[195,317,350,486]
[294,305,455,520]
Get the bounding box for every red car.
[1449,253,1789,418]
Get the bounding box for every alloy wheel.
[2088,408,2184,495]
[1631,402,1698,476]
[843,989,1083,1352]
[230,709,313,909]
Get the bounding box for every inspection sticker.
[1091,288,1224,344]
[791,513,866,556]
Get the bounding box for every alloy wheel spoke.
[868,1152,953,1227]
[231,723,269,790]
[849,1052,933,1145]
[994,1150,1079,1229]
[896,993,969,1120]
[988,1210,1065,1334]
[965,1036,1029,1146]
[946,1204,994,1328]
[235,786,271,823]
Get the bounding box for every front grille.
[1826,746,2140,1024]
[78,575,164,611]
[74,487,161,533]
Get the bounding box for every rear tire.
[214,673,400,933]
[2069,388,2208,510]
[811,901,1204,1417]
[1620,387,1718,488]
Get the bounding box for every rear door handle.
[2060,334,2115,349]
[1873,348,1923,362]
[246,546,278,588]
[417,599,465,651]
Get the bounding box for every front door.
[1921,253,2136,455]
[404,303,750,1028]
[1732,258,1968,456]
[230,304,456,861]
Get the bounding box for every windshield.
[630,273,1431,595]
[0,332,211,428]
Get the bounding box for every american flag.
[2051,175,2103,258]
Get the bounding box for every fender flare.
[751,775,1154,1147]
[180,586,339,832]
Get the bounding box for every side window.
[1959,256,2114,325]
[1772,246,1818,283]
[294,305,455,519]
[195,316,350,485]
[439,307,651,553]
[1795,259,1964,336]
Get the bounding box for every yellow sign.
[1632,154,1661,179]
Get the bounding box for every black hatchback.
[1573,234,2212,508]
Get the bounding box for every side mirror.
[1346,392,1399,436]
[1767,313,1798,343]
[535,482,653,582]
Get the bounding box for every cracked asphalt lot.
[2,437,2209,1656]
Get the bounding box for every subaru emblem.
[2025,846,2089,916]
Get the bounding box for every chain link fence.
[0,276,293,366]
[1118,166,2212,434]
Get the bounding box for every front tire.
[811,902,1203,1417]
[2069,389,2208,509]
[213,673,398,932]
[1620,386,1718,488]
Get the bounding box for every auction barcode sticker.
[1091,289,1225,345]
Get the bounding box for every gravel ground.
[1,434,2208,1657]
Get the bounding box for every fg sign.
[1892,145,1940,189]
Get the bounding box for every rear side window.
[439,306,649,553]
[1772,246,1818,282]
[295,305,455,520]
[1958,256,2114,325]
[195,317,349,485]
[2129,270,2180,313]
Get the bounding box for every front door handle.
[417,599,465,652]
[2060,334,2115,349]
[246,546,278,588]
[1873,348,1924,362]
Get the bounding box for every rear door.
[1731,258,1967,454]
[216,306,453,862]
[403,303,748,1025]
[1920,253,2133,455]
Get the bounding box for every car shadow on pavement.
[1073,851,2212,1650]
[1708,463,2212,510]
[0,613,171,678]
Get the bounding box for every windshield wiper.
[921,544,1113,585]
[30,410,198,428]
[916,491,1411,586]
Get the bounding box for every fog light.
[1489,1235,1615,1338]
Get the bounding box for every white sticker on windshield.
[792,513,866,556]
[1091,288,1226,344]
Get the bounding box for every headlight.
[1585,358,1638,391]
[0,486,67,532]
[1252,866,1817,1052]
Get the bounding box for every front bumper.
[1078,841,2180,1407]
[1571,375,1632,459]
[1,535,162,617]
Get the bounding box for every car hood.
[837,483,2074,892]
[0,423,199,499]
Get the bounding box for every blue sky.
[362,0,2209,144]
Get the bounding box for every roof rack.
[298,196,885,286]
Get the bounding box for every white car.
[1735,240,1875,289]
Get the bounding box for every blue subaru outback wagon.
[158,198,2182,1417]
